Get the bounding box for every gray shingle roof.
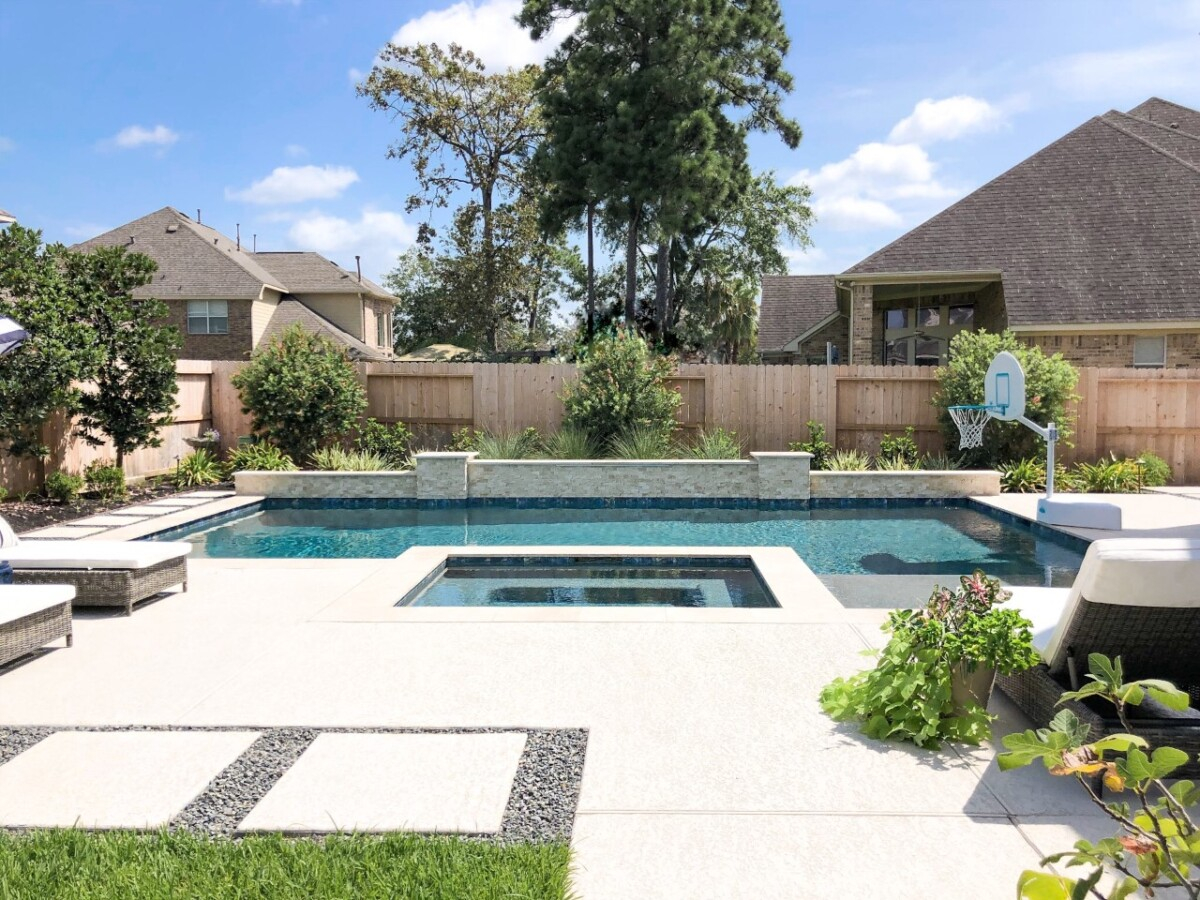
[1101,110,1200,169]
[0,208,15,224]
[252,252,395,301]
[759,275,838,351]
[845,100,1200,327]
[259,299,390,361]
[1127,97,1200,137]
[73,207,286,300]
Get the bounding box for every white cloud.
[284,144,308,159]
[226,165,360,205]
[1045,40,1198,101]
[108,124,179,149]
[812,196,904,231]
[283,208,417,279]
[888,96,1006,145]
[390,0,572,70]
[0,137,14,154]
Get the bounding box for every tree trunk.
[624,209,640,327]
[481,181,496,350]
[585,202,596,340]
[654,239,669,337]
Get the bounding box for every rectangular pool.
[403,556,778,608]
[152,499,1087,586]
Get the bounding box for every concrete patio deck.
[1,491,1196,898]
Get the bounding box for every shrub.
[874,453,918,471]
[828,449,870,471]
[475,428,542,460]
[84,460,126,501]
[609,425,672,459]
[999,457,1046,493]
[356,418,412,468]
[935,330,1079,467]
[878,426,921,468]
[226,443,297,473]
[174,449,225,487]
[230,325,367,463]
[1130,450,1171,487]
[1070,454,1143,493]
[920,452,963,471]
[561,328,680,452]
[689,427,743,460]
[789,421,834,470]
[447,427,483,452]
[0,487,8,503]
[44,471,84,504]
[540,427,600,460]
[310,447,391,471]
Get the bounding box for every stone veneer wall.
[235,455,1000,501]
[810,470,1000,499]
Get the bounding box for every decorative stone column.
[750,451,812,501]
[849,282,874,365]
[415,452,476,502]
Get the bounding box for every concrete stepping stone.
[71,514,150,527]
[149,497,213,507]
[238,732,526,834]
[178,490,235,499]
[0,730,259,829]
[23,525,106,539]
[107,505,180,516]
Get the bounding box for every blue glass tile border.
[444,554,757,570]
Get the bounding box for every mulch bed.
[2,481,231,534]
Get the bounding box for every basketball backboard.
[984,351,1025,421]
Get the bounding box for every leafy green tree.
[71,245,181,468]
[561,328,680,450]
[935,330,1079,467]
[359,43,543,347]
[231,325,367,463]
[521,0,802,327]
[0,225,101,459]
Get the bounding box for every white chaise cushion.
[3,541,190,571]
[0,585,76,624]
[1036,538,1200,669]
[1006,586,1071,661]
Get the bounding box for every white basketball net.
[948,406,993,449]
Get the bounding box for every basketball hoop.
[948,404,1000,449]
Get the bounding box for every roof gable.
[759,275,838,351]
[1127,97,1200,138]
[252,252,395,301]
[846,112,1200,327]
[73,207,284,300]
[259,298,389,361]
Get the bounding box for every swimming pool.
[153,499,1087,585]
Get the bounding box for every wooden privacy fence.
[7,361,1200,489]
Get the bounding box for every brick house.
[75,207,397,361]
[761,97,1200,369]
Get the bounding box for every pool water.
[156,501,1086,585]
[405,557,777,608]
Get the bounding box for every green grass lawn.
[0,830,572,900]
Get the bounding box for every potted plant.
[820,571,1040,748]
[184,428,221,450]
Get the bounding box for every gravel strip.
[499,729,587,844]
[0,727,53,766]
[0,725,588,843]
[170,728,318,836]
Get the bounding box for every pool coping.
[308,546,850,624]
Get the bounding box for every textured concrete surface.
[239,732,526,834]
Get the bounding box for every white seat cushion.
[1007,587,1071,662]
[0,585,76,624]
[3,541,190,571]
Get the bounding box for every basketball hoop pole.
[1017,416,1058,497]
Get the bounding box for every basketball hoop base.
[1037,496,1122,530]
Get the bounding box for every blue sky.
[2,1,1199,283]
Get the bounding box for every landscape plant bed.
[0,829,572,900]
[2,481,233,534]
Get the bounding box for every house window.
[949,305,974,326]
[885,309,909,329]
[882,301,975,365]
[187,300,229,335]
[376,312,387,348]
[1133,335,1166,368]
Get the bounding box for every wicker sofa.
[6,541,191,616]
[0,585,75,667]
[996,538,1200,776]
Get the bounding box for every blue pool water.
[154,500,1087,585]
[406,557,778,608]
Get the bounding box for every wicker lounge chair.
[0,520,191,615]
[0,585,74,667]
[996,538,1200,775]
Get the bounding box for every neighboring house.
[74,207,396,361]
[761,97,1200,369]
[0,208,15,225]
